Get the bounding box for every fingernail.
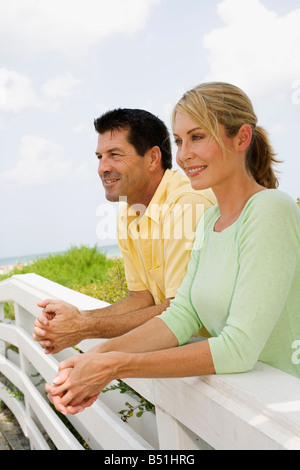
[53,377,61,385]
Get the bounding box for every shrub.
[0,246,128,319]
[0,245,114,289]
[74,258,128,304]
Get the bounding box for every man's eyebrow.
[95,147,124,156]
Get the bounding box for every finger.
[51,394,68,416]
[33,326,47,338]
[34,314,49,328]
[37,339,52,349]
[60,389,78,407]
[45,379,66,394]
[45,367,73,396]
[45,382,55,394]
[37,299,55,308]
[64,395,99,415]
[53,368,73,386]
[45,347,54,355]
[58,357,76,372]
[47,392,54,404]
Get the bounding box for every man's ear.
[236,124,253,152]
[148,146,162,171]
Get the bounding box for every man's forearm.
[80,298,171,339]
[80,290,154,319]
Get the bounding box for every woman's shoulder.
[240,189,300,241]
[246,189,299,216]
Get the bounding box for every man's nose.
[98,155,113,176]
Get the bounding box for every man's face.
[96,128,151,206]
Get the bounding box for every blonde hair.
[172,82,280,189]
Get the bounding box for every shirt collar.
[120,169,172,225]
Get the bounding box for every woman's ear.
[236,124,253,152]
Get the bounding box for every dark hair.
[94,108,172,170]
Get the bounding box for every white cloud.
[203,0,300,98]
[68,163,95,182]
[2,135,72,188]
[42,72,83,100]
[73,123,91,134]
[0,68,38,113]
[40,72,83,111]
[0,0,160,59]
[0,68,83,114]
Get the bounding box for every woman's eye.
[174,139,182,146]
[192,134,204,141]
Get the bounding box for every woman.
[46,83,300,415]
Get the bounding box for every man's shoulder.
[164,170,216,206]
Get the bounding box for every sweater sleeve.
[208,191,300,374]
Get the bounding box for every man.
[33,108,215,354]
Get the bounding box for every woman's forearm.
[117,340,216,380]
[47,323,215,413]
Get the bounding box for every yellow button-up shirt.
[118,169,216,305]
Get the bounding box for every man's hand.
[33,300,85,354]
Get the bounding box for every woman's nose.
[177,141,193,164]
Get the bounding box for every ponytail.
[247,126,280,189]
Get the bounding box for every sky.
[0,0,299,260]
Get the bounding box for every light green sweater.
[159,190,300,378]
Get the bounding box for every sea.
[0,243,121,268]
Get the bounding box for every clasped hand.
[33,300,84,354]
[46,351,121,415]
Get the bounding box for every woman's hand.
[45,351,125,413]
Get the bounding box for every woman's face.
[173,112,237,192]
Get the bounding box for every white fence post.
[0,302,4,321]
[0,303,5,357]
[155,406,212,450]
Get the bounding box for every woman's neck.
[213,178,266,232]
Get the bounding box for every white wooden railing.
[0,273,300,450]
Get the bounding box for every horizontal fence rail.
[0,273,300,450]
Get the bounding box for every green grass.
[0,245,114,289]
[0,245,128,320]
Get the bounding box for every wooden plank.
[0,407,30,450]
[0,429,10,450]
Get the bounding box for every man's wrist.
[78,311,102,339]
